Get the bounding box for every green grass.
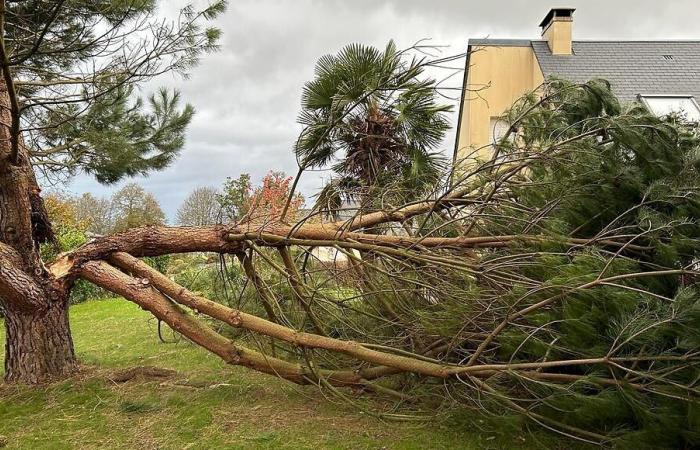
[0,299,574,449]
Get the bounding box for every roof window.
[639,95,700,122]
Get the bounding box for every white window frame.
[638,94,700,122]
[490,116,514,145]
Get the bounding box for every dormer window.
[639,95,700,122]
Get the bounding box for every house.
[454,7,700,167]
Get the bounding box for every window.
[639,95,700,122]
[490,117,512,144]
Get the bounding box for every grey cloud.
[66,0,700,220]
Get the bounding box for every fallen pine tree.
[40,79,699,448]
[0,6,695,443]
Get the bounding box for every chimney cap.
[539,8,576,28]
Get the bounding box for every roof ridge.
[569,39,700,43]
[471,38,700,44]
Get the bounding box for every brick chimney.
[540,8,575,55]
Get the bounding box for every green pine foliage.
[43,87,194,183]
[7,0,226,183]
[279,78,699,447]
[440,78,700,447]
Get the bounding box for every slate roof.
[531,40,700,102]
[468,39,700,103]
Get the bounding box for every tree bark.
[0,77,77,383]
[3,299,76,383]
[0,242,76,385]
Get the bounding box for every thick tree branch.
[50,225,245,279]
[50,219,648,283]
[0,0,20,165]
[0,243,46,311]
[105,252,455,378]
[79,258,398,386]
[98,252,679,392]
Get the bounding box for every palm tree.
[293,41,452,218]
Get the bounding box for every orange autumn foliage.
[245,171,304,222]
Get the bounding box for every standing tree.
[0,0,225,383]
[176,186,220,226]
[41,192,90,259]
[71,193,113,235]
[246,171,304,222]
[217,173,251,222]
[110,183,166,232]
[217,172,304,223]
[292,41,452,217]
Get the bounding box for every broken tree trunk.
[0,79,77,383]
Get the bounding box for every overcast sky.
[66,0,700,221]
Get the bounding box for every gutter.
[450,42,472,185]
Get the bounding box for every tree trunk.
[3,299,76,384]
[0,77,77,384]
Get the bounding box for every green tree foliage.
[295,41,452,214]
[217,173,252,222]
[42,87,195,183]
[412,79,700,447]
[5,0,226,183]
[167,253,245,309]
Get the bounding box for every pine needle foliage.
[427,79,700,447]
[250,78,699,447]
[4,0,226,182]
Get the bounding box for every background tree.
[71,193,113,235]
[42,192,90,257]
[176,186,220,226]
[246,171,304,222]
[217,172,304,223]
[0,0,225,383]
[292,41,452,217]
[41,193,112,303]
[110,183,166,232]
[217,173,251,222]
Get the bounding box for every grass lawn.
[0,299,575,449]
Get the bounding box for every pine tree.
[429,78,700,447]
[0,0,225,383]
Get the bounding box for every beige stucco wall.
[543,21,572,55]
[455,45,544,166]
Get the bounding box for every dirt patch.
[109,366,178,383]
